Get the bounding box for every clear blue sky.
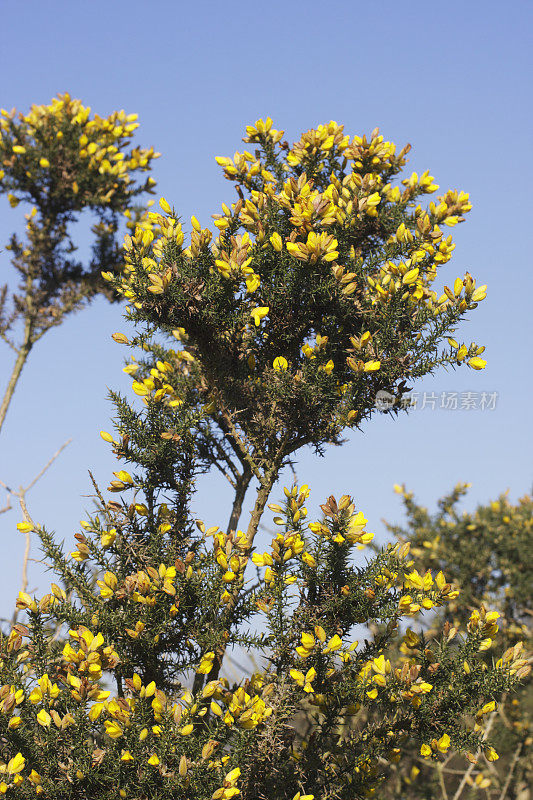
[1,0,532,619]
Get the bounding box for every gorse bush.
[0,93,159,435]
[1,118,528,799]
[376,486,533,799]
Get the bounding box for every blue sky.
[1,0,532,619]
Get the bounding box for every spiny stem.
[0,316,33,438]
[226,465,253,536]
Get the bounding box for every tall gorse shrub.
[0,93,159,435]
[1,120,527,800]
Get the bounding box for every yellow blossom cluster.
[397,568,460,615]
[62,627,120,681]
[202,678,273,731]
[0,93,159,210]
[212,528,249,603]
[3,471,530,799]
[102,117,488,446]
[0,620,274,796]
[307,492,374,547]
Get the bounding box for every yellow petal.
[402,267,419,285]
[17,522,33,532]
[37,710,51,727]
[363,360,381,372]
[468,357,486,370]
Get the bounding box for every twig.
[451,714,495,800]
[0,329,18,354]
[497,741,523,800]
[0,439,72,625]
[25,439,72,491]
[437,762,449,800]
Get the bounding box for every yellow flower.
[402,267,419,285]
[471,285,487,302]
[468,357,486,370]
[147,754,160,766]
[404,569,433,591]
[36,710,51,727]
[246,273,261,293]
[270,232,283,251]
[104,720,123,738]
[286,232,338,264]
[101,528,117,547]
[365,191,381,215]
[28,770,42,785]
[197,652,215,674]
[113,470,133,484]
[323,634,342,653]
[485,746,499,762]
[6,753,25,775]
[16,522,33,533]
[273,356,288,371]
[224,767,241,784]
[250,306,269,326]
[290,667,316,692]
[301,552,316,568]
[363,360,380,372]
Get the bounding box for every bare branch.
[451,714,495,800]
[0,439,72,625]
[25,437,72,491]
[0,493,12,515]
[497,741,523,800]
[0,330,18,353]
[437,762,449,800]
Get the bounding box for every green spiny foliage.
[370,485,533,799]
